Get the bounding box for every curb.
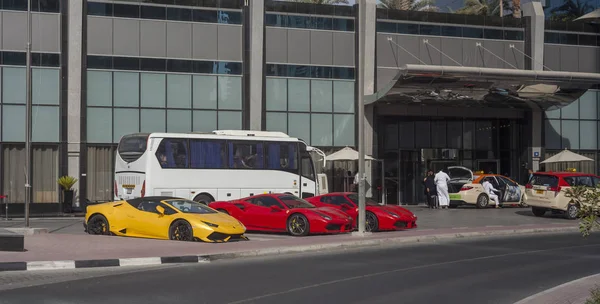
[4,228,49,236]
[514,273,600,304]
[0,225,578,272]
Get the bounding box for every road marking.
[26,260,75,271]
[118,257,162,267]
[452,227,469,229]
[226,243,600,304]
[485,225,504,228]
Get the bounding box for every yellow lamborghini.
[84,196,247,242]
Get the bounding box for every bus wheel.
[193,193,214,205]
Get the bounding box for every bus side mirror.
[156,206,165,216]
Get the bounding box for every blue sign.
[533,152,540,157]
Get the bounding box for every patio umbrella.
[325,146,375,161]
[574,9,600,22]
[541,149,594,164]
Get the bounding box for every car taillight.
[549,186,561,192]
[460,186,473,191]
[114,180,118,197]
[141,181,146,198]
[525,184,533,189]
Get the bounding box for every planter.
[63,190,74,213]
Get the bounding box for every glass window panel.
[431,120,446,148]
[193,75,217,109]
[580,120,597,150]
[545,109,560,119]
[384,123,398,150]
[544,119,561,149]
[87,71,112,107]
[3,67,25,104]
[399,121,415,149]
[32,106,59,142]
[333,81,354,113]
[266,78,288,111]
[140,109,165,132]
[218,111,242,129]
[86,146,116,202]
[333,114,354,146]
[311,113,333,146]
[579,91,597,120]
[114,108,140,143]
[32,68,59,105]
[3,105,25,141]
[266,112,287,133]
[167,74,192,109]
[113,72,139,107]
[447,121,462,149]
[87,107,113,143]
[167,110,192,132]
[311,80,333,112]
[561,120,579,149]
[192,110,217,132]
[288,79,310,112]
[415,121,430,148]
[288,113,310,143]
[561,99,579,119]
[463,121,474,149]
[140,73,166,108]
[475,121,492,150]
[217,76,242,110]
[32,146,59,203]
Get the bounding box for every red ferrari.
[209,194,354,236]
[305,192,417,232]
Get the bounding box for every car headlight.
[314,211,332,220]
[385,210,400,218]
[202,221,219,228]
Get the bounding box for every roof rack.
[211,130,291,138]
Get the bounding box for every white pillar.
[248,0,264,131]
[68,0,84,205]
[363,0,376,198]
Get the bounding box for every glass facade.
[265,77,355,147]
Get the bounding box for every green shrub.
[585,286,600,304]
[564,186,600,237]
[57,176,78,191]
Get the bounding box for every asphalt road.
[1,233,599,304]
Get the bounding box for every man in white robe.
[434,169,451,208]
[482,177,501,208]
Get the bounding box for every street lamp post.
[356,0,366,234]
[24,0,33,227]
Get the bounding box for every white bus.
[114,130,328,204]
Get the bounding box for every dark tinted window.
[579,34,597,46]
[300,149,315,181]
[265,142,298,171]
[250,196,282,208]
[530,174,559,187]
[504,30,524,41]
[155,138,189,169]
[138,200,176,214]
[463,27,483,38]
[118,134,149,163]
[229,142,264,169]
[32,0,60,13]
[420,24,441,36]
[484,29,503,39]
[189,139,227,169]
[563,176,576,186]
[279,195,314,209]
[320,195,349,206]
[141,5,166,20]
[576,176,594,187]
[441,26,462,37]
[217,10,242,24]
[113,3,140,18]
[593,176,600,186]
[167,7,192,21]
[88,2,113,16]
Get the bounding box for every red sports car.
[209,194,354,236]
[306,192,417,232]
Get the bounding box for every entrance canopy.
[325,146,375,161]
[366,64,600,111]
[541,149,594,163]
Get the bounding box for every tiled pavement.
[515,273,600,304]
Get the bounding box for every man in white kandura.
[434,169,451,209]
[482,177,501,208]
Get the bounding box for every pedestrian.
[352,171,359,192]
[482,177,501,208]
[434,169,451,209]
[527,168,534,183]
[424,170,437,208]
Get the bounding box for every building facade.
[0,0,599,214]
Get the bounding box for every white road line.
[485,225,504,228]
[452,227,469,229]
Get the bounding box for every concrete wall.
[543,44,600,73]
[1,11,61,53]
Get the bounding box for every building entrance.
[377,117,526,205]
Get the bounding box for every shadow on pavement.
[514,210,570,220]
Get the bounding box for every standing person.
[434,169,451,209]
[352,171,359,192]
[527,168,534,184]
[424,170,437,208]
[482,177,501,208]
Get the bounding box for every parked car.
[305,192,417,232]
[447,166,526,208]
[209,193,353,236]
[524,172,600,219]
[84,196,247,242]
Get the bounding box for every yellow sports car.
[84,196,247,242]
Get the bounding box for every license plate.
[535,190,544,194]
[126,188,132,194]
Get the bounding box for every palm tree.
[292,0,350,4]
[455,0,514,16]
[378,0,440,12]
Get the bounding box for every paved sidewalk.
[514,273,600,304]
[0,223,577,265]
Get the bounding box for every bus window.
[155,138,188,168]
[189,139,227,169]
[300,150,315,181]
[117,134,149,163]
[265,142,297,171]
[229,142,264,169]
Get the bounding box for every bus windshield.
[118,134,149,163]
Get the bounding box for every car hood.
[378,205,415,218]
[313,207,352,220]
[448,166,474,182]
[186,212,243,228]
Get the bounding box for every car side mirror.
[270,205,282,212]
[341,203,351,209]
[156,206,165,216]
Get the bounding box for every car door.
[131,200,175,238]
[499,177,521,202]
[244,196,287,231]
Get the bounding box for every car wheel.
[476,194,489,209]
[87,214,111,235]
[217,209,229,215]
[519,195,528,208]
[531,207,546,217]
[366,211,379,232]
[193,193,214,206]
[565,204,579,220]
[169,220,194,241]
[287,213,310,236]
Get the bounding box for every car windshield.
[164,199,217,214]
[347,194,379,206]
[278,195,315,209]
[530,174,559,187]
